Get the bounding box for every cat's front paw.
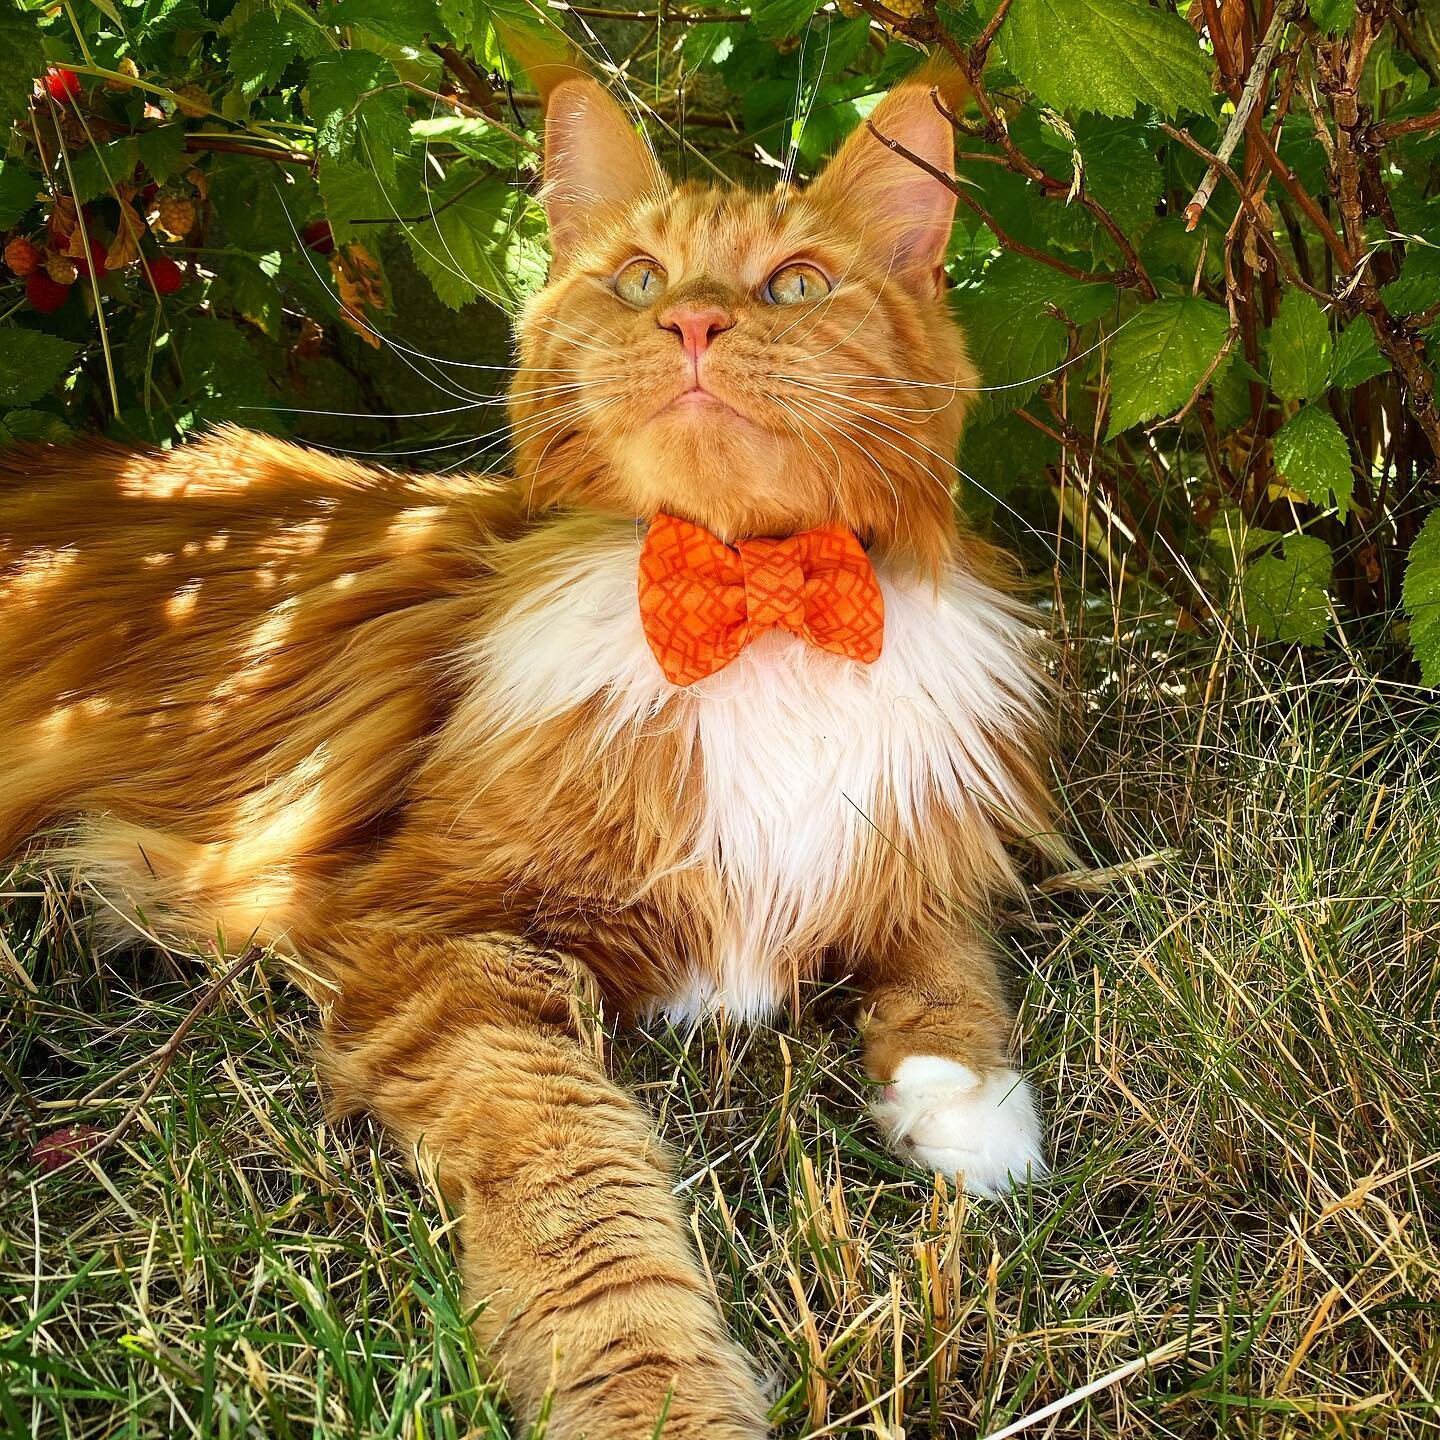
[874,1056,1047,1198]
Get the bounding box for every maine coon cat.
[1,65,1058,1437]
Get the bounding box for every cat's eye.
[614,258,666,307]
[765,262,831,306]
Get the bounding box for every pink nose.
[658,304,735,360]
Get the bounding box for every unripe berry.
[175,83,209,118]
[4,236,40,276]
[26,271,72,312]
[105,57,140,92]
[155,193,196,238]
[44,250,79,285]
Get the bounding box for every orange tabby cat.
[1,69,1057,1437]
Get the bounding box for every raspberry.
[26,270,72,312]
[43,68,83,104]
[155,193,196,238]
[884,0,926,14]
[30,1125,102,1174]
[145,254,184,295]
[175,83,209,118]
[301,219,334,255]
[71,230,109,278]
[44,250,78,285]
[4,236,40,276]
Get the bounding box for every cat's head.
[510,68,975,569]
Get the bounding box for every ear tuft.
[543,79,666,263]
[809,68,964,296]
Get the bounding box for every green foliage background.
[2,0,1439,676]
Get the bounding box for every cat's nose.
[657,304,735,360]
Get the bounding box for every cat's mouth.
[664,383,746,421]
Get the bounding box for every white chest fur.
[474,522,1045,1021]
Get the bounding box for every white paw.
[873,1056,1048,1199]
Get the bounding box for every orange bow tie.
[637,512,884,686]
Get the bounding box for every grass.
[3,591,1440,1439]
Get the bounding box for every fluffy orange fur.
[1,69,1055,1438]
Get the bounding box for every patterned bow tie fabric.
[637,512,885,686]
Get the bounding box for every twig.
[1319,11,1440,458]
[43,946,264,1179]
[401,80,539,154]
[969,0,1014,70]
[1245,116,1351,266]
[1159,122,1331,300]
[1014,406,1209,626]
[927,92,1159,299]
[183,134,314,168]
[549,3,750,17]
[1186,0,1301,229]
[866,120,1122,287]
[431,42,501,120]
[1367,107,1440,143]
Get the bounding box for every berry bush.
[1,0,1438,677]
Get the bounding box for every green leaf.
[1382,246,1440,316]
[173,316,280,431]
[0,329,80,407]
[954,292,1066,417]
[958,409,1060,519]
[952,256,1112,417]
[1308,0,1354,36]
[1403,508,1440,686]
[411,115,526,167]
[1329,319,1388,390]
[1272,403,1352,519]
[308,50,411,186]
[216,250,284,337]
[318,154,422,243]
[137,124,188,185]
[1268,292,1332,401]
[0,159,41,228]
[752,0,820,40]
[438,0,477,46]
[230,6,328,99]
[68,136,139,206]
[0,1,45,129]
[1000,0,1214,118]
[404,173,546,310]
[210,158,320,252]
[1241,533,1333,645]
[1105,296,1230,436]
[1081,128,1164,233]
[326,0,442,47]
[0,408,72,445]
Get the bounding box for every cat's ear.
[809,68,963,296]
[543,78,666,262]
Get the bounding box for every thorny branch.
[1185,0,1302,229]
[850,0,1437,611]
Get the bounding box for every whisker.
[777,376,957,417]
[803,390,1062,558]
